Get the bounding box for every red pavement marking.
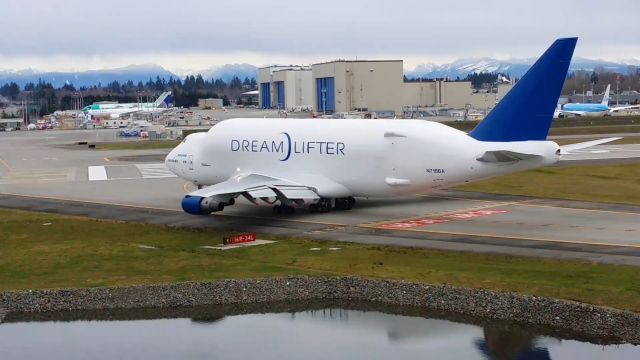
[441,209,509,220]
[379,218,449,229]
[378,209,509,229]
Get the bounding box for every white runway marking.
[87,163,176,181]
[561,144,640,161]
[135,164,177,179]
[88,166,108,181]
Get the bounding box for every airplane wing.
[186,173,353,209]
[559,137,621,155]
[609,105,640,112]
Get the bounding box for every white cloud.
[1,0,639,71]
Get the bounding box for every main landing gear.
[273,204,295,214]
[308,197,355,213]
[273,197,356,214]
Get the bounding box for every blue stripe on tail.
[469,38,577,142]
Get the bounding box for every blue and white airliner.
[556,84,640,117]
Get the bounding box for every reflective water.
[0,304,637,360]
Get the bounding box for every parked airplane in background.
[556,84,640,117]
[82,91,172,119]
[166,38,619,215]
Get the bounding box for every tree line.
[0,75,258,115]
[404,69,640,95]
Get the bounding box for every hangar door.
[275,81,285,109]
[260,83,271,108]
[316,77,335,113]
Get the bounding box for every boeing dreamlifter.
[166,37,618,215]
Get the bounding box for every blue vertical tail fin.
[469,37,577,142]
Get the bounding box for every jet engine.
[181,195,233,215]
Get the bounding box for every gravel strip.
[1,276,639,344]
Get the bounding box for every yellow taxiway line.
[421,193,640,217]
[0,192,348,227]
[0,157,12,171]
[360,224,640,250]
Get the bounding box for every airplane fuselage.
[166,118,559,198]
[561,103,609,117]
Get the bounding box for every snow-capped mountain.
[0,63,259,88]
[405,57,639,79]
[197,63,258,82]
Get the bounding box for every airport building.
[259,60,512,116]
[258,66,313,111]
[198,98,224,109]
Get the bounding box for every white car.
[27,123,37,131]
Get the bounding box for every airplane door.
[188,155,194,171]
[385,134,409,180]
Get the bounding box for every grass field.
[94,140,180,150]
[457,163,640,205]
[1,209,639,312]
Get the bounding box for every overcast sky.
[2,0,639,72]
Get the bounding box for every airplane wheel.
[347,197,356,210]
[334,198,348,210]
[316,199,332,213]
[308,204,318,213]
[273,205,281,214]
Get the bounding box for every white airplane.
[557,84,640,117]
[166,37,619,215]
[82,91,172,119]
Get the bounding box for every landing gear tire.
[334,197,356,210]
[311,198,332,213]
[347,197,356,209]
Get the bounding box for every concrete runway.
[2,129,640,265]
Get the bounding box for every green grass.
[457,163,640,205]
[1,209,639,312]
[94,140,180,150]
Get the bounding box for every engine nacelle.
[181,195,225,215]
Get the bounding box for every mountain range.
[405,57,640,80]
[0,63,259,88]
[1,58,638,88]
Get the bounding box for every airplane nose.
[165,149,177,174]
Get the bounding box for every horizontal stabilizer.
[559,137,621,155]
[477,150,540,163]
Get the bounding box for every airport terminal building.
[259,60,512,115]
